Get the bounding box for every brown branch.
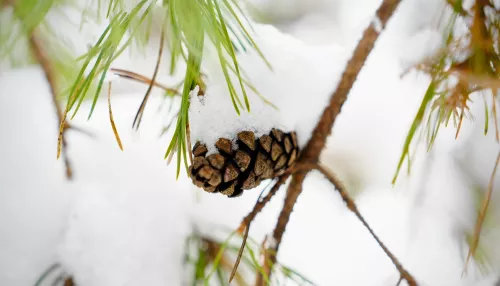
[29,31,73,179]
[254,0,408,284]
[255,171,306,286]
[231,173,301,283]
[132,29,165,130]
[237,174,291,234]
[300,0,402,163]
[315,164,416,286]
[109,68,180,95]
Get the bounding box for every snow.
[373,16,383,33]
[190,23,347,152]
[58,184,189,286]
[2,0,500,285]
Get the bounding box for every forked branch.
[250,0,414,285]
[237,174,291,234]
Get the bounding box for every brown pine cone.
[189,129,299,197]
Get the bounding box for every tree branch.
[300,0,402,163]
[237,174,291,234]
[315,164,416,285]
[255,171,307,286]
[29,31,73,179]
[253,0,410,284]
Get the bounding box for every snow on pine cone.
[189,129,299,197]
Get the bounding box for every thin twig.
[29,31,73,179]
[230,178,284,283]
[237,174,291,234]
[254,0,406,284]
[132,29,165,130]
[315,164,416,286]
[236,163,314,236]
[255,171,306,286]
[109,67,180,95]
[464,150,500,270]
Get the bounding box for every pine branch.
[300,0,402,162]
[29,30,73,179]
[237,174,291,234]
[250,0,414,285]
[315,164,416,285]
[255,171,305,286]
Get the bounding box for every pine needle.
[34,263,61,286]
[109,67,180,94]
[132,27,165,130]
[229,223,250,283]
[393,81,436,184]
[107,82,123,150]
[186,118,193,165]
[492,92,499,141]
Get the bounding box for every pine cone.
[189,129,299,197]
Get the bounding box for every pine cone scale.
[189,128,300,197]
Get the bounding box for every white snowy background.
[1,0,500,285]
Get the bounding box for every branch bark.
[255,171,306,286]
[252,0,413,285]
[238,174,291,234]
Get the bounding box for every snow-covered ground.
[1,0,500,285]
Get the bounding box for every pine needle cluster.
[394,0,500,273]
[395,0,500,181]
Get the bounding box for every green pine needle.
[160,0,271,176]
[4,0,272,178]
[392,81,436,184]
[184,229,315,286]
